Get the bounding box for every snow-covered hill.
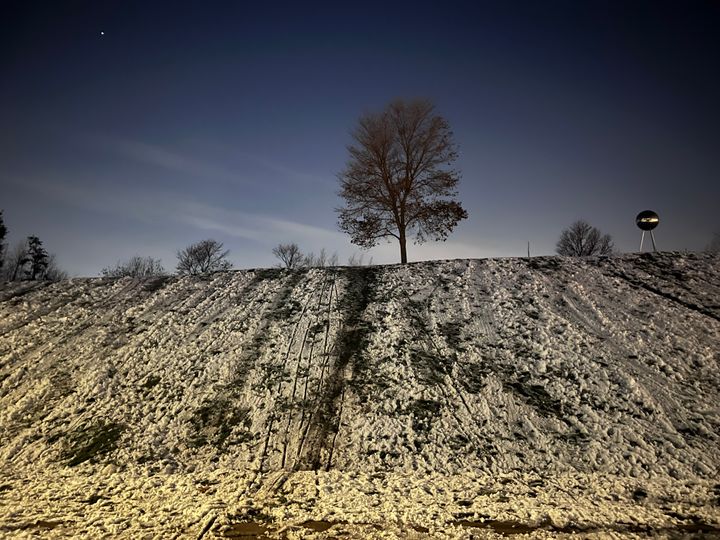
[1,252,719,538]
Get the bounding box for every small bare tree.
[347,252,373,266]
[327,251,339,267]
[337,99,468,264]
[303,248,327,268]
[556,220,614,256]
[102,256,166,278]
[272,243,304,269]
[176,239,232,275]
[303,248,339,268]
[2,241,27,281]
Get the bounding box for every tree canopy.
[556,220,614,257]
[272,243,304,269]
[176,239,232,275]
[337,99,467,264]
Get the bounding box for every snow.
[0,252,719,538]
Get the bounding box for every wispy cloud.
[103,138,246,184]
[2,173,164,221]
[5,173,344,250]
[234,150,335,186]
[5,167,490,268]
[91,135,331,188]
[174,200,345,247]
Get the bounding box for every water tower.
[636,210,659,252]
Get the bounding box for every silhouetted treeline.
[272,243,371,268]
[0,211,67,282]
[102,256,166,278]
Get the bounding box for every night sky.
[2,1,719,277]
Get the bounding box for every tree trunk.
[399,229,408,264]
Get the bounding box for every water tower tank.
[636,210,659,231]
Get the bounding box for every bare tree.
[2,241,27,281]
[102,256,166,278]
[303,248,327,268]
[303,248,339,268]
[347,252,373,266]
[556,220,614,256]
[337,99,468,264]
[272,243,304,269]
[176,239,232,275]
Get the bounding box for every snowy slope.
[0,252,719,538]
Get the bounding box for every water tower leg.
[640,231,646,252]
[650,230,657,252]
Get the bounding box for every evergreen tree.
[20,236,49,280]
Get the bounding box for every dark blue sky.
[2,1,719,276]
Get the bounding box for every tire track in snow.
[153,272,272,389]
[297,266,376,471]
[176,272,259,341]
[280,269,334,469]
[294,271,339,469]
[179,271,304,467]
[258,270,321,474]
